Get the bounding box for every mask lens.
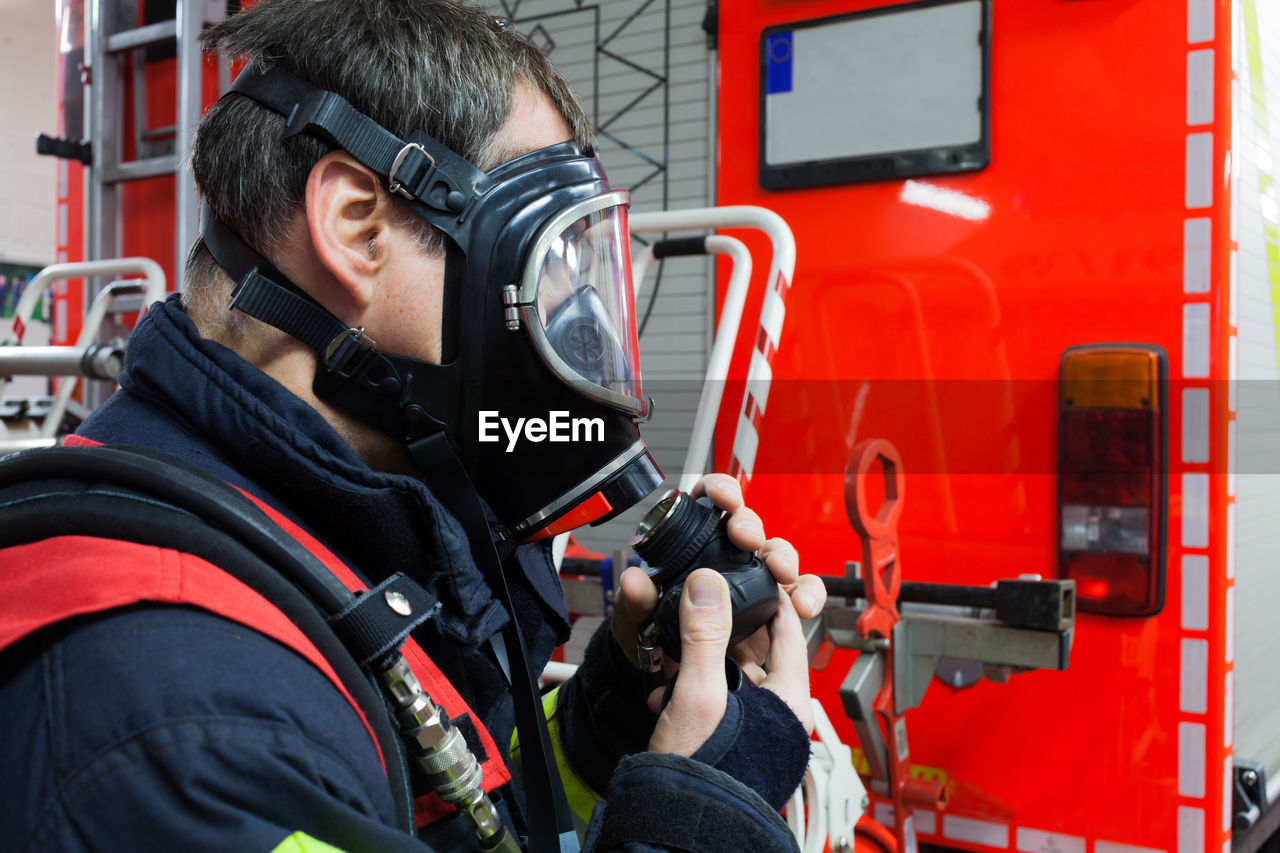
[532,202,643,409]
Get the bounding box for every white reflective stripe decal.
[1183,388,1210,462]
[1183,303,1211,378]
[1186,133,1214,208]
[943,816,1008,849]
[1188,0,1214,42]
[1224,672,1234,748]
[1224,756,1234,832]
[1097,842,1166,853]
[1180,722,1207,797]
[1178,806,1205,853]
[1182,555,1210,631]
[1182,473,1210,548]
[1181,639,1209,714]
[871,806,937,842]
[1015,827,1085,853]
[1188,49,1215,125]
[1226,502,1236,580]
[1226,585,1235,663]
[1228,334,1237,412]
[1184,218,1213,293]
[1229,249,1238,326]
[1227,420,1237,498]
[1180,36,1217,838]
[1180,722,1209,803]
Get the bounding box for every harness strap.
[327,573,441,668]
[239,482,515,824]
[0,441,513,831]
[0,535,386,769]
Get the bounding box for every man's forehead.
[491,84,575,165]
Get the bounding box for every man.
[0,1,826,851]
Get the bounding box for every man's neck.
[190,293,418,478]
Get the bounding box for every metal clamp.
[502,285,521,331]
[323,326,376,378]
[388,142,433,200]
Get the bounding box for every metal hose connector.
[379,656,521,853]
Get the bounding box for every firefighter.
[0,1,824,851]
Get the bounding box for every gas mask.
[200,61,662,541]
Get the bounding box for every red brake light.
[1057,345,1166,616]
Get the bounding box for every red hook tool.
[843,439,946,853]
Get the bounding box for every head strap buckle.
[388,142,434,200]
[324,326,377,378]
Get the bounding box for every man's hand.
[610,473,827,755]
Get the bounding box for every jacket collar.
[102,295,569,650]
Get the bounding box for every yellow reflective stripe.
[510,684,603,830]
[269,831,347,853]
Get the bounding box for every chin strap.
[200,203,459,445]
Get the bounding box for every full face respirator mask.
[200,60,663,541]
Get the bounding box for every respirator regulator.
[629,490,780,663]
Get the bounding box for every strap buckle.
[324,326,377,378]
[388,142,434,200]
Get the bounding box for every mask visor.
[521,191,647,417]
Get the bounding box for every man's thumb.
[647,569,732,754]
[678,569,732,676]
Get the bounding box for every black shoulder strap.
[0,444,419,834]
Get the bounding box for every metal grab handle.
[4,257,166,346]
[631,233,752,493]
[2,259,167,447]
[0,344,124,382]
[630,206,796,489]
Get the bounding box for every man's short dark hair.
[184,0,593,321]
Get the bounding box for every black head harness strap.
[228,60,494,242]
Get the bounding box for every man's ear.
[305,151,391,315]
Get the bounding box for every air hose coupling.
[378,655,519,853]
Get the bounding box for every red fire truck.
[710,2,1277,853]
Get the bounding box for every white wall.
[0,0,57,267]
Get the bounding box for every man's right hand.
[645,568,811,757]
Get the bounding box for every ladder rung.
[105,20,178,54]
[101,156,179,183]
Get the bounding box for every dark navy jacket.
[0,297,806,852]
